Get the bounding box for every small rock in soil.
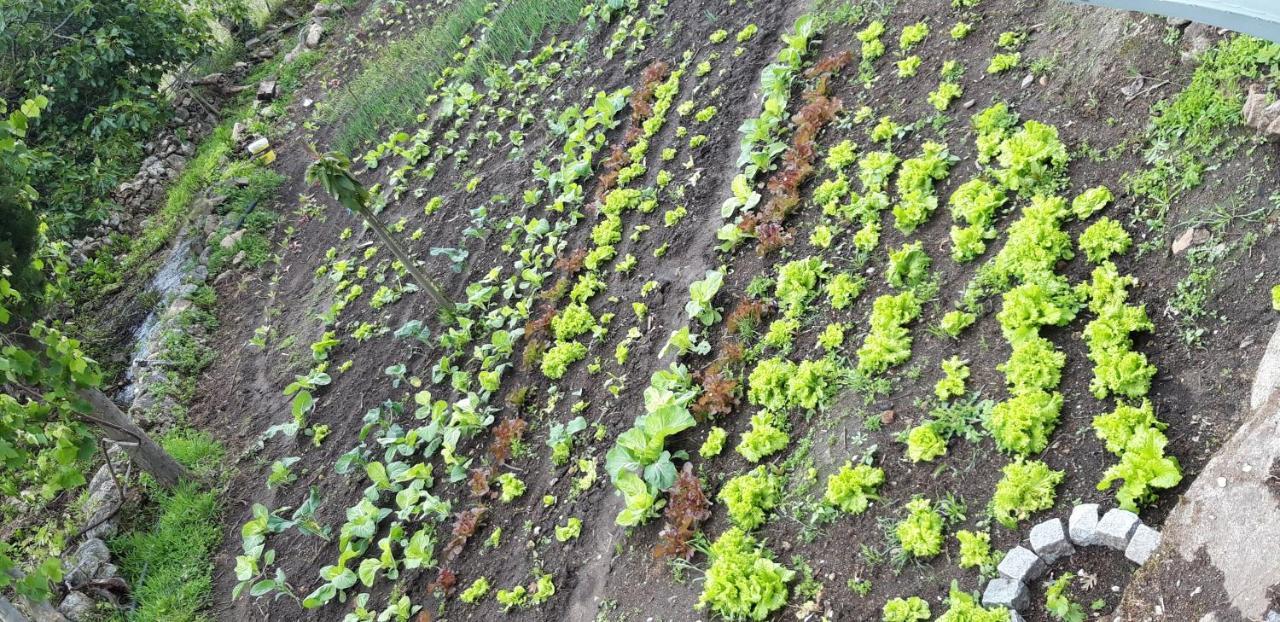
[1171,227,1207,255]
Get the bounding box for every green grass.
[326,0,585,153]
[324,0,490,152]
[109,431,225,622]
[1125,35,1280,230]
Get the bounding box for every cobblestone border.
[980,504,1162,620]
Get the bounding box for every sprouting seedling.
[306,151,455,314]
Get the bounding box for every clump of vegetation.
[896,498,944,558]
[698,528,794,621]
[990,459,1063,528]
[824,462,885,514]
[719,466,782,530]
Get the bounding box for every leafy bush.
[972,102,1019,165]
[1078,217,1132,263]
[748,358,795,411]
[997,336,1065,395]
[994,121,1069,193]
[1097,426,1182,511]
[937,582,1011,621]
[928,81,963,111]
[541,341,587,379]
[897,55,923,78]
[883,596,931,622]
[698,528,794,621]
[955,530,992,568]
[606,370,699,525]
[788,358,840,410]
[827,273,867,309]
[888,241,932,290]
[935,356,969,400]
[1071,185,1113,219]
[762,318,799,351]
[896,498,944,558]
[737,412,790,463]
[906,423,947,463]
[857,291,923,375]
[686,270,725,326]
[775,256,827,316]
[552,303,596,340]
[1093,399,1161,454]
[996,277,1080,344]
[939,310,976,338]
[987,390,1062,455]
[700,426,728,458]
[950,225,993,262]
[825,140,858,171]
[496,472,527,502]
[824,462,885,514]
[719,467,782,530]
[899,22,929,50]
[990,459,1063,528]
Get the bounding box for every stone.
[982,577,1029,611]
[1096,508,1140,550]
[1020,73,1034,88]
[997,546,1046,583]
[1029,518,1075,563]
[1008,612,1025,622]
[1125,523,1161,565]
[1172,227,1208,254]
[256,80,278,101]
[305,23,324,47]
[95,562,119,579]
[232,250,247,265]
[246,136,270,155]
[1265,610,1279,622]
[1069,503,1101,546]
[65,538,111,585]
[220,229,245,249]
[58,590,96,621]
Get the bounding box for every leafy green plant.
[936,582,1010,621]
[460,577,490,603]
[606,368,698,525]
[897,55,922,78]
[897,498,944,558]
[939,310,976,338]
[955,530,992,569]
[857,291,923,375]
[824,462,885,514]
[686,269,725,326]
[698,527,794,621]
[993,121,1068,194]
[906,423,947,462]
[775,256,827,316]
[496,472,526,502]
[928,81,963,111]
[1045,573,1085,622]
[1097,426,1181,511]
[899,22,929,50]
[935,357,970,400]
[883,596,931,622]
[888,242,932,290]
[719,466,782,530]
[987,52,1020,74]
[987,390,1062,455]
[827,273,867,309]
[1079,198,1134,255]
[737,412,790,463]
[1071,185,1112,219]
[541,340,587,379]
[555,517,583,542]
[990,459,1063,528]
[700,426,728,458]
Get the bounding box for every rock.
[982,577,1029,611]
[1069,503,1101,546]
[997,546,1047,583]
[231,121,246,144]
[66,538,111,586]
[1009,612,1026,622]
[1030,518,1075,564]
[83,465,121,540]
[1125,523,1161,564]
[305,23,324,48]
[1096,508,1140,550]
[962,99,975,109]
[1243,87,1280,137]
[232,250,247,265]
[58,590,96,621]
[256,80,278,101]
[220,229,245,249]
[96,562,119,579]
[246,136,270,155]
[1021,73,1034,88]
[1172,227,1208,255]
[313,1,341,16]
[1265,610,1280,622]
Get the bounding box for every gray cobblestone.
[1030,518,1075,563]
[981,577,1029,611]
[997,546,1047,583]
[1068,503,1101,546]
[1096,508,1140,550]
[1125,523,1161,565]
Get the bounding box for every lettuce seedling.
[883,596,931,622]
[896,498,944,557]
[990,458,1063,528]
[824,462,885,514]
[719,466,781,530]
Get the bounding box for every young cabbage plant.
[306,152,455,314]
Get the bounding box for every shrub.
[883,596,931,622]
[827,273,866,309]
[1079,217,1132,263]
[737,412,790,463]
[896,498,944,558]
[824,463,885,514]
[987,390,1062,455]
[990,459,1063,528]
[955,530,992,568]
[888,241,932,291]
[698,528,793,621]
[1071,185,1113,219]
[906,423,948,463]
[935,356,969,400]
[719,467,782,531]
